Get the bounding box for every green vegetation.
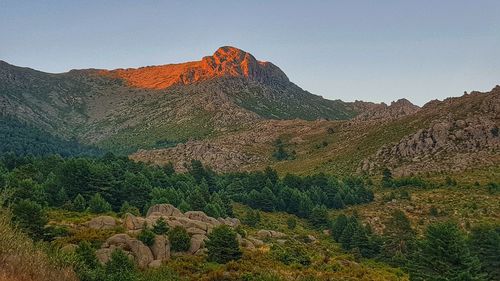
[0,115,102,157]
[206,225,242,263]
[168,226,191,252]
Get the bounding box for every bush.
[138,227,156,247]
[105,249,138,281]
[242,209,261,227]
[152,217,169,235]
[286,217,297,230]
[12,199,48,240]
[168,226,190,252]
[206,225,242,263]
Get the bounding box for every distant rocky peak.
[101,46,289,89]
[354,98,420,121]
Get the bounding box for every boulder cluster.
[90,204,271,269]
[361,117,499,176]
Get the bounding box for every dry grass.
[0,210,78,281]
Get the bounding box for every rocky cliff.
[360,87,500,176]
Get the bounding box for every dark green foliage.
[138,226,156,247]
[105,249,138,281]
[75,241,104,281]
[308,205,330,229]
[491,126,499,137]
[88,193,111,213]
[382,168,393,187]
[287,217,297,230]
[187,187,207,211]
[178,200,191,213]
[206,225,242,263]
[0,115,102,157]
[242,209,261,227]
[445,176,457,187]
[73,194,87,212]
[12,199,47,240]
[168,226,191,252]
[331,214,348,241]
[120,201,141,216]
[409,222,486,281]
[486,182,499,194]
[331,214,380,258]
[220,169,373,218]
[468,224,500,280]
[272,139,290,161]
[152,217,169,235]
[381,210,415,266]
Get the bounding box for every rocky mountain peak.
[100,46,289,89]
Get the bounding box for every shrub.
[105,249,138,281]
[152,217,169,235]
[12,199,48,240]
[168,226,190,252]
[138,226,156,247]
[286,217,297,230]
[206,225,242,263]
[242,209,261,227]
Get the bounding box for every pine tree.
[409,222,486,281]
[88,193,111,214]
[468,224,500,280]
[12,199,47,240]
[331,193,345,209]
[187,187,207,211]
[206,225,242,263]
[331,214,348,241]
[177,200,191,213]
[309,205,330,229]
[382,209,415,264]
[73,194,87,212]
[204,203,222,218]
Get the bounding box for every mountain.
[132,87,499,179]
[0,47,364,154]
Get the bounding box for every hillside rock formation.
[360,87,500,176]
[353,99,420,121]
[93,204,270,269]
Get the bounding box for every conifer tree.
[409,222,486,281]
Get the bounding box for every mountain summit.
[103,46,289,89]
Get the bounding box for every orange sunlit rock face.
[100,46,289,89]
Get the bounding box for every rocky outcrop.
[90,204,281,269]
[101,46,289,90]
[353,99,420,121]
[360,87,500,176]
[97,234,155,269]
[85,216,117,230]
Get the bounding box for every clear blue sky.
[1,1,499,105]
